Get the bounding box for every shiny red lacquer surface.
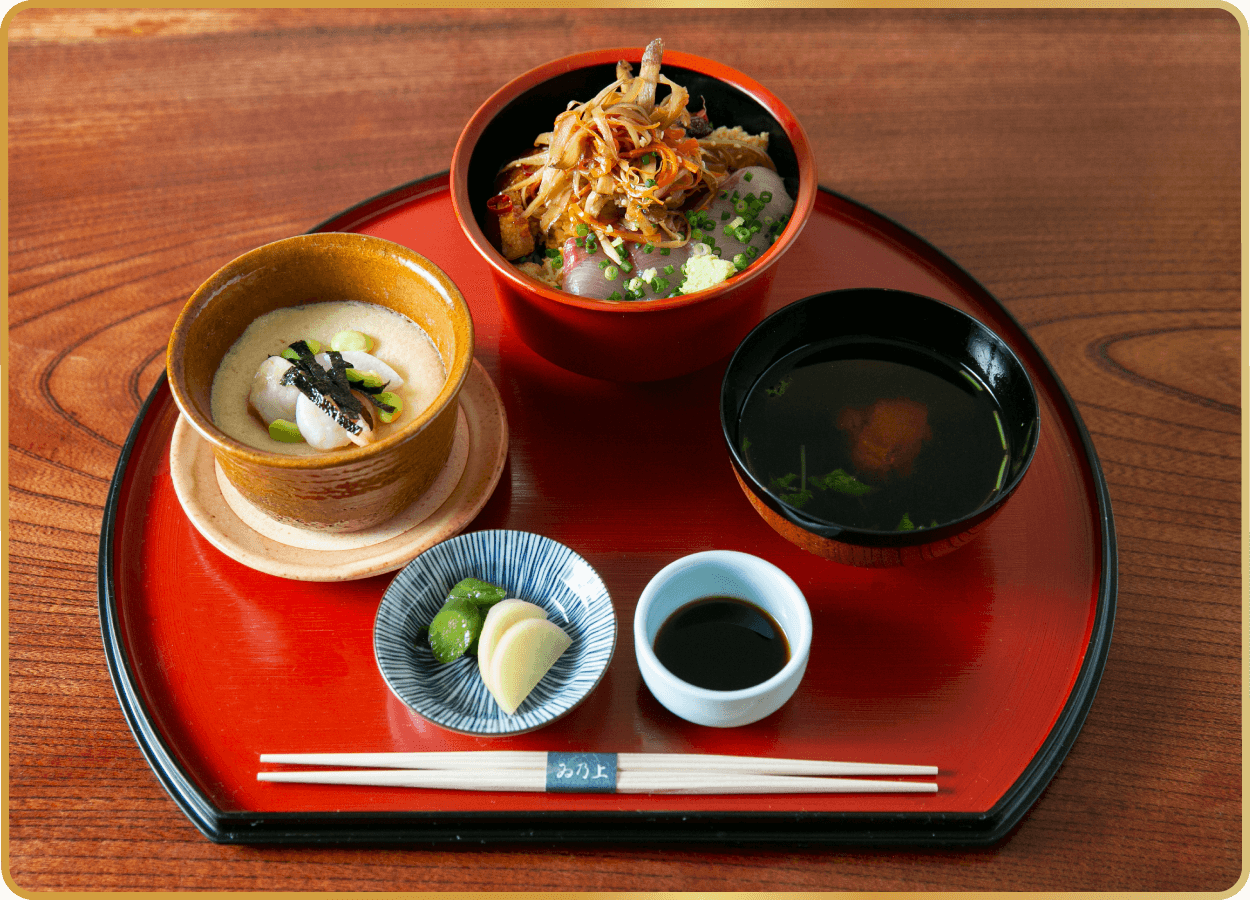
[109,175,1103,819]
[449,47,818,381]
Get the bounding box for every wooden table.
[8,7,1240,892]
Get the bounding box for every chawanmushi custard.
[210,300,445,456]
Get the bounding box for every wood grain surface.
[7,7,1242,892]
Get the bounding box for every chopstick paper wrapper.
[257,752,939,794]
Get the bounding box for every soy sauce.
[653,596,789,691]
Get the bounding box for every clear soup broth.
[738,341,1011,533]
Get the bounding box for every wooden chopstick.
[258,751,938,778]
[256,767,937,794]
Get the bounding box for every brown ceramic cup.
[167,232,475,533]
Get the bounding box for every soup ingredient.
[836,397,932,480]
[213,301,446,455]
[249,356,301,425]
[476,599,550,690]
[374,392,403,424]
[267,419,303,443]
[485,617,572,714]
[246,339,409,451]
[653,596,788,691]
[488,38,795,301]
[331,329,373,352]
[739,348,1008,531]
[282,340,388,450]
[318,349,404,392]
[809,467,874,496]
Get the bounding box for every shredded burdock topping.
[492,38,772,266]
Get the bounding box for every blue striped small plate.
[374,530,616,736]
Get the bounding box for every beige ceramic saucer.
[169,359,508,582]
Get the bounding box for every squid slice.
[248,356,301,425]
[314,351,404,390]
[294,392,374,451]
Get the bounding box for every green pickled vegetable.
[424,578,509,663]
[446,576,507,609]
[427,598,483,663]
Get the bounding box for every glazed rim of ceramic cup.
[166,233,475,470]
[450,46,818,314]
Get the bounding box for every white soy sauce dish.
[634,550,811,728]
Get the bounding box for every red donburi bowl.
[451,46,816,382]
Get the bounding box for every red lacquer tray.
[98,173,1116,846]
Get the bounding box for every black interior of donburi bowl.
[466,62,801,243]
[720,288,1041,546]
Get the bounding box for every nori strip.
[280,341,367,434]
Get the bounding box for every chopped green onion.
[268,419,303,443]
[607,290,623,302]
[604,265,619,281]
[734,227,751,242]
[732,253,748,270]
[576,223,588,237]
[643,242,654,254]
[659,247,671,256]
[330,330,371,353]
[650,276,669,294]
[375,391,404,424]
[663,264,675,275]
[598,258,610,269]
[744,171,754,182]
[760,190,773,202]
